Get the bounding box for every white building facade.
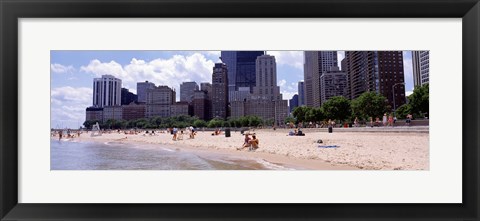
[92,75,122,107]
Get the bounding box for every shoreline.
[54,128,429,170]
[56,137,358,170]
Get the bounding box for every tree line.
[83,115,271,130]
[291,84,429,124]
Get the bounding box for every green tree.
[408,83,429,116]
[395,104,412,119]
[321,96,351,122]
[83,120,96,129]
[292,106,310,123]
[284,116,296,124]
[351,92,388,119]
[207,119,224,128]
[248,116,262,127]
[239,116,250,127]
[193,119,207,128]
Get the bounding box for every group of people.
[237,133,259,151]
[171,126,197,141]
[52,130,82,140]
[288,129,305,136]
[365,113,413,128]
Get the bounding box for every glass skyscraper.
[220,51,264,94]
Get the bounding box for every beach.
[63,127,429,170]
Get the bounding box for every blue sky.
[51,51,414,129]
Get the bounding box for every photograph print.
[51,50,429,170]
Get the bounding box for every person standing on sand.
[382,113,387,126]
[370,117,374,128]
[172,127,178,141]
[354,117,359,127]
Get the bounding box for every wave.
[255,159,295,170]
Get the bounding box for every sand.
[67,127,429,170]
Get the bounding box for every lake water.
[51,140,291,170]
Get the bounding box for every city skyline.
[51,50,416,129]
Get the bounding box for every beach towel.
[318,145,339,148]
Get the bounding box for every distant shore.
[54,127,429,170]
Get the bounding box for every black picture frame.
[1,0,479,220]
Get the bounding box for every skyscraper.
[303,51,315,107]
[221,51,264,97]
[220,51,237,95]
[345,51,406,108]
[92,75,122,107]
[304,51,338,107]
[180,81,199,103]
[412,51,430,86]
[211,63,229,119]
[298,81,305,106]
[253,55,281,101]
[320,66,348,103]
[313,51,338,107]
[289,94,299,113]
[230,55,288,126]
[136,81,155,103]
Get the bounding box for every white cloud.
[80,53,216,100]
[51,86,92,129]
[51,63,75,74]
[281,82,299,100]
[278,79,287,87]
[268,51,303,69]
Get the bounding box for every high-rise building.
[298,81,305,106]
[200,82,212,100]
[180,82,199,103]
[145,85,176,118]
[289,94,299,113]
[312,51,338,107]
[231,55,289,126]
[221,51,264,99]
[320,66,348,103]
[92,75,122,107]
[303,51,315,107]
[412,51,430,86]
[136,81,155,103]
[121,88,138,105]
[345,51,406,108]
[220,51,237,95]
[231,87,251,102]
[193,90,211,120]
[253,55,281,101]
[211,63,229,119]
